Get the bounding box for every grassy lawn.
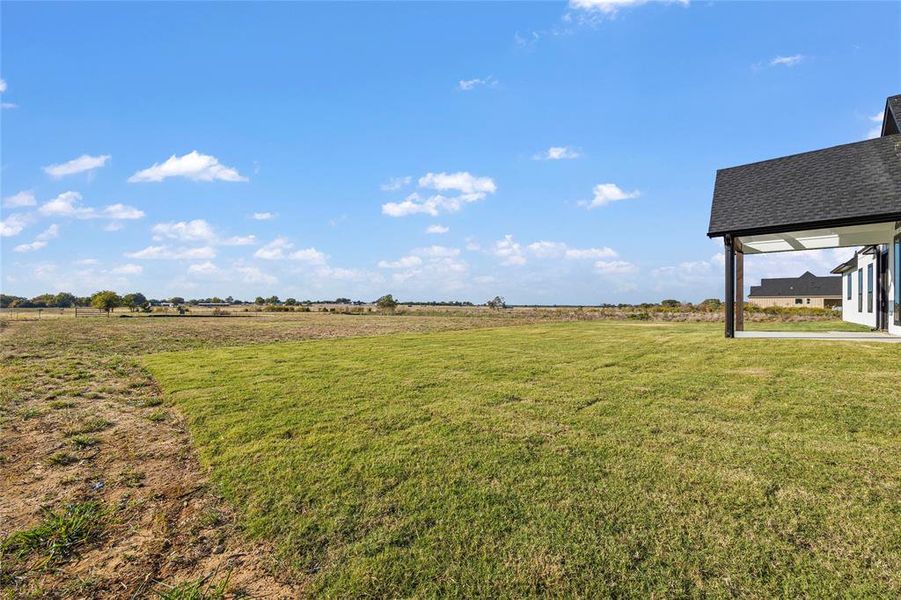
[142,321,900,597]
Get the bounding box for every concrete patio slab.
[736,331,901,342]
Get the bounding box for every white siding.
[841,251,878,328]
[890,224,901,336]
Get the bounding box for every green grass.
[64,417,113,436]
[69,434,100,449]
[46,451,78,466]
[744,319,873,332]
[140,321,898,596]
[1,502,104,568]
[153,573,230,600]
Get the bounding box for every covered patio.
[735,330,901,342]
[708,94,901,338]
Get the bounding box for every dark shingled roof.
[708,134,901,236]
[830,253,859,274]
[749,271,842,298]
[884,95,901,136]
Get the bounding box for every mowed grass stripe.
[141,321,901,597]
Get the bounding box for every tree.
[699,298,722,311]
[91,290,122,316]
[375,294,397,311]
[255,297,265,305]
[660,299,681,308]
[486,296,506,310]
[266,295,280,305]
[52,292,77,308]
[335,297,351,304]
[0,294,27,308]
[284,298,297,306]
[122,292,147,311]
[28,294,55,307]
[169,297,185,305]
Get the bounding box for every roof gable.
[883,95,901,137]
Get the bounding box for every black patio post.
[725,235,735,338]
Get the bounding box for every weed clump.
[1,501,104,568]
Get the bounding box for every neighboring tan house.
[830,246,885,329]
[748,271,842,309]
[707,93,901,337]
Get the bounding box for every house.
[748,271,842,309]
[708,94,901,337]
[830,246,887,329]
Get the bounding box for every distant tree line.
[1,292,729,312]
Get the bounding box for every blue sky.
[1,1,898,303]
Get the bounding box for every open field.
[0,313,524,598]
[2,314,897,597]
[143,321,900,597]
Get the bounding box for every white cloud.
[867,111,884,139]
[125,245,216,260]
[594,259,637,274]
[222,235,257,246]
[39,191,93,218]
[527,241,568,258]
[1,102,17,110]
[252,212,276,220]
[3,190,36,208]
[253,238,325,263]
[526,240,618,260]
[13,225,60,253]
[0,78,6,93]
[104,222,125,232]
[0,213,31,237]
[419,172,497,195]
[381,176,412,191]
[378,255,423,269]
[581,183,640,209]
[565,247,618,259]
[458,76,498,91]
[75,258,99,266]
[769,54,804,67]
[110,263,143,275]
[152,219,255,246]
[289,247,327,264]
[383,172,497,217]
[128,151,247,183]
[414,245,460,258]
[425,224,450,234]
[236,265,277,285]
[38,191,144,220]
[569,0,688,16]
[254,237,293,260]
[102,203,145,220]
[43,154,111,178]
[494,234,527,266]
[533,146,581,160]
[187,261,219,275]
[153,219,217,242]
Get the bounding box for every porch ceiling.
[736,221,896,254]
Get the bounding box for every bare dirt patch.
[1,313,528,598]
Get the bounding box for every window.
[858,269,863,312]
[847,273,852,301]
[895,233,900,326]
[806,298,810,304]
[867,264,874,313]
[795,298,803,305]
